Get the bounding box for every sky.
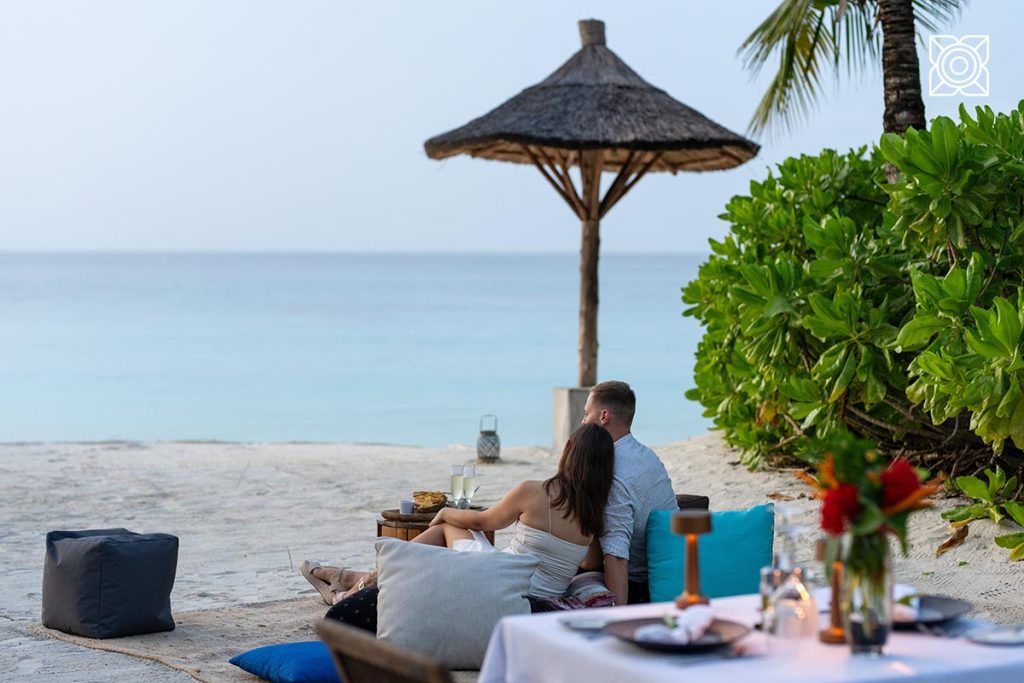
[0,1,1020,254]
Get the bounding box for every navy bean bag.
[42,528,178,638]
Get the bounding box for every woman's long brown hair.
[543,423,615,538]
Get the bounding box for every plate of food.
[891,594,972,629]
[604,617,750,654]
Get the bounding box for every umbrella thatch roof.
[424,20,759,173]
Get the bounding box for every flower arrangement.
[797,432,945,653]
[797,432,944,555]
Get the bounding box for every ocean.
[0,253,710,446]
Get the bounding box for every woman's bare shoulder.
[511,480,547,499]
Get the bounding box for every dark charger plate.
[892,594,972,629]
[604,617,751,654]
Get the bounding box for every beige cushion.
[374,537,539,669]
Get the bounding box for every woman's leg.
[439,522,474,548]
[408,524,446,546]
[335,524,477,600]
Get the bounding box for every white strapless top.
[504,520,589,598]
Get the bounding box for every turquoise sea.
[0,253,709,446]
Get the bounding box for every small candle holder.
[817,538,846,644]
[671,511,712,609]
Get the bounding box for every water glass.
[765,567,818,655]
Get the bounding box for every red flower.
[881,459,920,509]
[821,484,860,534]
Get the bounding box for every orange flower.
[819,453,839,489]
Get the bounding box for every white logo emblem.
[929,35,989,97]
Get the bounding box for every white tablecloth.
[479,595,1024,683]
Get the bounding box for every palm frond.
[741,0,967,136]
[741,0,842,136]
[911,0,968,33]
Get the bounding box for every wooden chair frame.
[316,619,454,683]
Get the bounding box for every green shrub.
[684,103,1024,480]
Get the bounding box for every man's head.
[581,380,636,441]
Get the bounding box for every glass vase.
[840,532,892,656]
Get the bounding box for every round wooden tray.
[381,505,484,522]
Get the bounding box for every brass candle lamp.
[672,511,712,609]
[816,538,846,644]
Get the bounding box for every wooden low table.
[376,507,495,544]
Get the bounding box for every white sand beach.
[1,434,1021,681]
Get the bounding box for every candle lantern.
[476,414,500,463]
[817,538,846,644]
[672,510,712,609]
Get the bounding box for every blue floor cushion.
[647,503,774,603]
[229,641,339,683]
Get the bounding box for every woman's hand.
[428,507,448,528]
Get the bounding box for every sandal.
[299,560,336,606]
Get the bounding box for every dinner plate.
[966,624,1024,646]
[559,615,613,633]
[892,595,972,629]
[604,617,750,654]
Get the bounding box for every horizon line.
[0,248,714,256]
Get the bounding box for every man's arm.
[603,554,629,606]
[600,479,634,605]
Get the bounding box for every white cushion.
[374,537,539,669]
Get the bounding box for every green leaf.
[853,502,885,535]
[940,503,988,522]
[1011,543,1024,562]
[955,475,992,503]
[985,467,1007,498]
[1004,501,1024,528]
[930,116,960,174]
[829,352,857,403]
[994,532,1024,549]
[895,315,947,352]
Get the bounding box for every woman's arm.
[429,482,530,531]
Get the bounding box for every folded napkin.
[634,605,714,644]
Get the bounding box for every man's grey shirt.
[599,433,677,583]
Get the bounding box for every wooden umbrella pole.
[577,149,603,387]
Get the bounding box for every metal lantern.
[476,414,500,463]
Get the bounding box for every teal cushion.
[647,504,774,603]
[229,641,339,683]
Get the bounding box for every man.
[580,380,676,605]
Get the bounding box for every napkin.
[892,584,921,622]
[634,606,714,644]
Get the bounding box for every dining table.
[478,594,1024,683]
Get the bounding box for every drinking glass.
[765,566,818,655]
[462,464,477,505]
[450,465,464,504]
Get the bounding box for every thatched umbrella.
[425,19,759,387]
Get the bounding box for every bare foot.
[311,566,370,593]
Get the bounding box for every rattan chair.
[316,619,454,683]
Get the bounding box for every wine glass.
[462,464,477,506]
[450,465,464,506]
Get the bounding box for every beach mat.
[31,597,479,683]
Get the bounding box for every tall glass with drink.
[462,464,476,505]
[450,465,464,505]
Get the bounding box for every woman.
[302,423,614,602]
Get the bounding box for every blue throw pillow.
[229,641,339,683]
[647,504,774,603]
